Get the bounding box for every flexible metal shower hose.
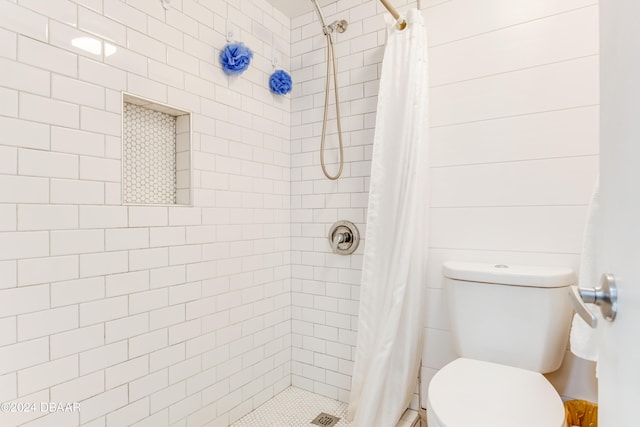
[320,33,344,180]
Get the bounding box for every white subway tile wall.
[290,0,599,409]
[0,1,291,427]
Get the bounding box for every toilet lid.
[427,358,565,427]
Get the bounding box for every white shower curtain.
[348,8,429,427]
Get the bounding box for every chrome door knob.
[568,273,618,328]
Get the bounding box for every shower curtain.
[348,8,429,427]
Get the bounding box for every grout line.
[429,54,599,90]
[429,104,600,129]
[427,3,599,49]
[429,153,599,169]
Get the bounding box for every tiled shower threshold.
[231,386,420,427]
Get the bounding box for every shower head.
[328,20,348,34]
[309,0,348,35]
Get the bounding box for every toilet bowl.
[426,262,576,427]
[426,358,565,427]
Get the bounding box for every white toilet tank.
[443,262,576,373]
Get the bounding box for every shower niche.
[122,93,191,205]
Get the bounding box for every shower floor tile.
[231,386,420,427]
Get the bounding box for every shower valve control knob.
[328,221,360,255]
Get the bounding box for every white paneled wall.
[0,0,290,426]
[290,0,599,409]
[424,0,599,405]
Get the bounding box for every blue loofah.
[219,42,253,75]
[269,69,292,95]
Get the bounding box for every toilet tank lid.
[443,262,576,288]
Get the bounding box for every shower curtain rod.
[379,0,407,29]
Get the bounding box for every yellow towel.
[565,400,598,427]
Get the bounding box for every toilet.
[426,262,576,427]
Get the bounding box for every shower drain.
[310,412,340,427]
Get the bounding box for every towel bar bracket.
[569,273,618,328]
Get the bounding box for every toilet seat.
[426,358,565,427]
